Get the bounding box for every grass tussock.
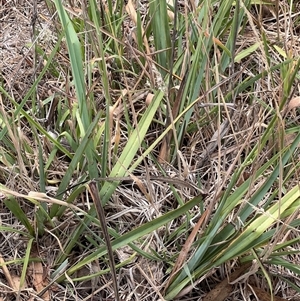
[1,0,300,300]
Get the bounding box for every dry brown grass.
[1,0,300,300]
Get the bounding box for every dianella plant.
[1,0,300,300]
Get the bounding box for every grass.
[1,0,300,300]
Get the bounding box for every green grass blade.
[56,193,203,282]
[4,198,35,237]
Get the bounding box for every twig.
[88,180,120,301]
